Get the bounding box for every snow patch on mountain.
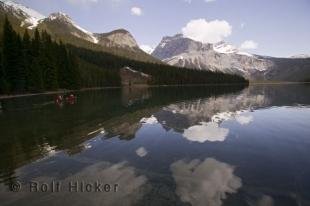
[160,34,183,48]
[47,12,98,44]
[1,0,45,29]
[152,34,273,79]
[236,51,253,57]
[213,41,253,57]
[213,41,237,54]
[1,1,144,48]
[140,45,154,54]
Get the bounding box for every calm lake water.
[0,84,310,206]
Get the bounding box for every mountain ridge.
[0,0,159,63]
[152,34,310,81]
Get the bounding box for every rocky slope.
[0,0,44,29]
[95,29,139,49]
[0,0,158,63]
[152,34,310,81]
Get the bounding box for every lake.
[0,84,310,206]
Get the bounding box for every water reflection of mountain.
[154,84,310,136]
[0,86,246,183]
[1,84,310,185]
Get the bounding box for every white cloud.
[171,158,242,206]
[140,115,158,124]
[240,40,258,50]
[205,0,216,2]
[182,19,232,44]
[183,122,229,142]
[140,45,154,54]
[131,7,142,16]
[135,147,148,157]
[235,114,253,125]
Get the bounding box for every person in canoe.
[65,94,76,105]
[55,94,64,107]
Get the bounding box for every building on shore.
[120,67,152,86]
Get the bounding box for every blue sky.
[16,0,310,57]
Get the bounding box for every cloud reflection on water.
[170,158,242,206]
[135,147,148,157]
[183,122,229,142]
[0,161,148,206]
[235,114,253,125]
[255,195,274,206]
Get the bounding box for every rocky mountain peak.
[48,12,71,22]
[95,29,139,48]
[0,1,142,49]
[162,33,183,41]
[213,41,238,54]
[152,33,274,79]
[0,0,45,29]
[108,29,131,35]
[43,12,99,44]
[152,34,212,60]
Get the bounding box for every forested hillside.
[0,18,81,93]
[0,18,248,94]
[69,46,248,86]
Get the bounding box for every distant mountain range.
[152,34,310,81]
[1,0,309,82]
[0,0,158,63]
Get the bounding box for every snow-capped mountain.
[1,0,309,80]
[0,0,45,29]
[41,12,99,44]
[152,34,310,81]
[0,0,138,48]
[0,0,157,63]
[39,12,141,49]
[152,34,273,79]
[213,41,253,57]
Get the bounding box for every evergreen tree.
[22,29,32,90]
[1,17,27,92]
[56,42,70,89]
[2,17,19,92]
[66,50,81,89]
[0,49,9,93]
[40,31,58,90]
[15,34,26,91]
[28,28,44,91]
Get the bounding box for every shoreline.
[249,81,310,85]
[0,82,309,100]
[0,87,121,100]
